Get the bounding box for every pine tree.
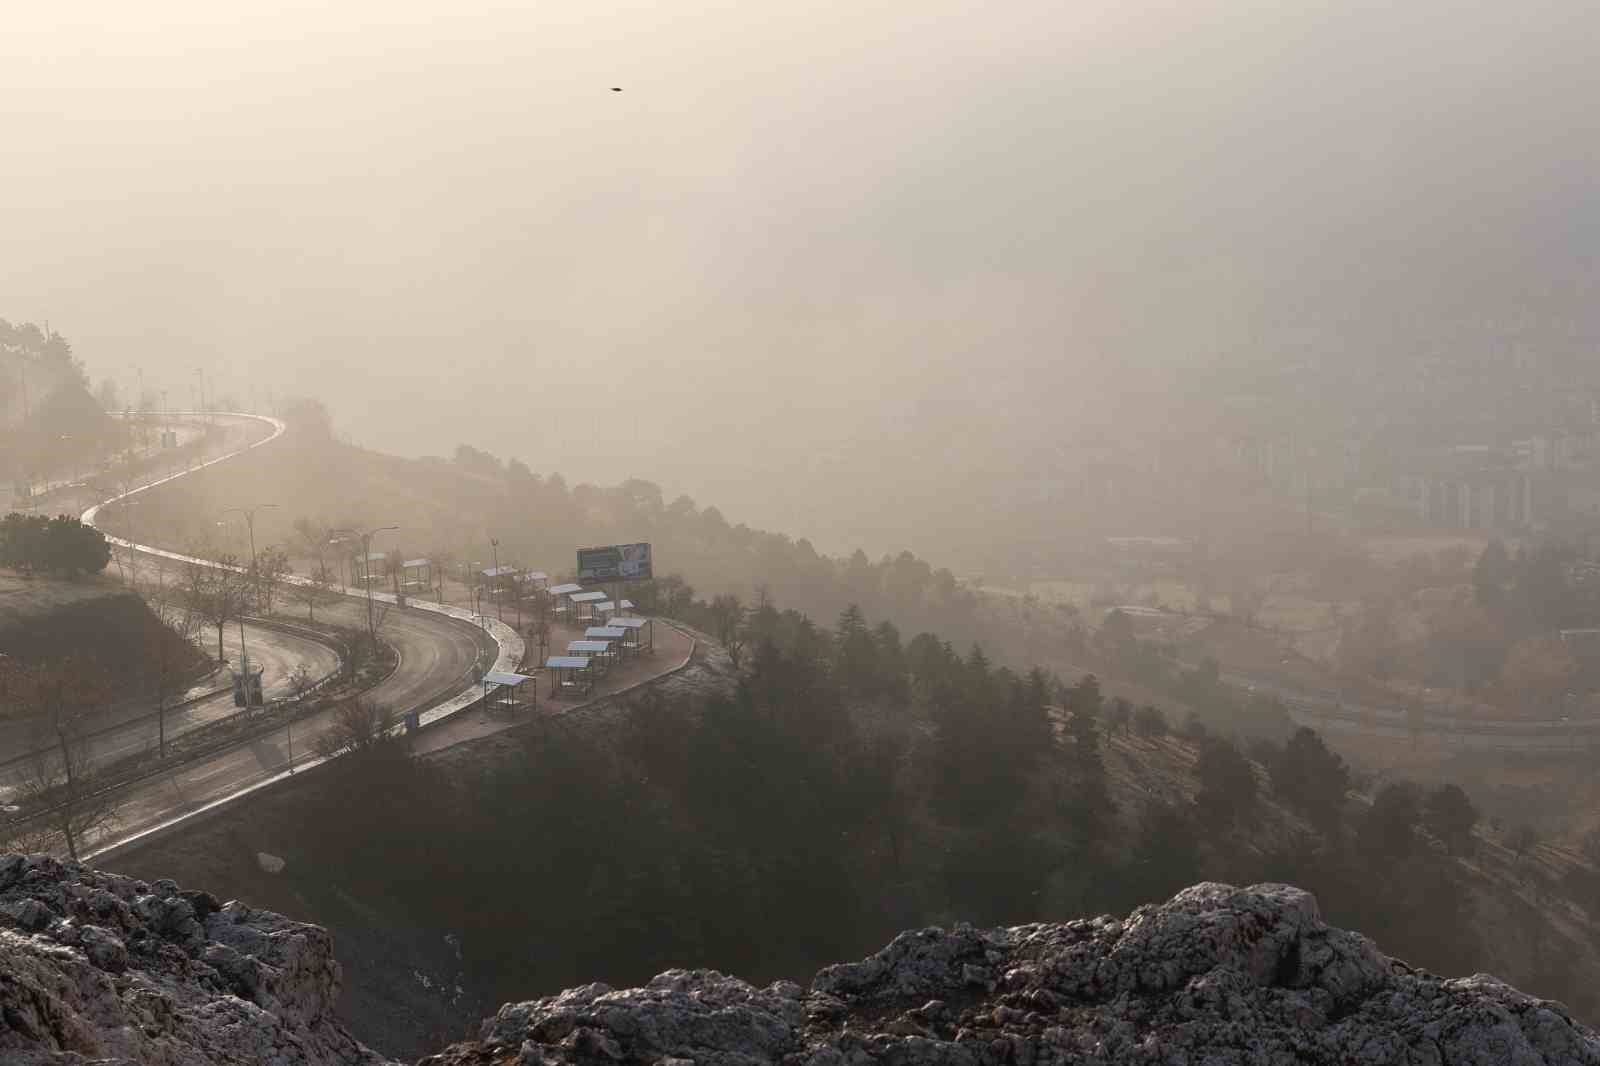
[834,604,878,696]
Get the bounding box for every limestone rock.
[0,852,394,1066]
[424,882,1600,1066]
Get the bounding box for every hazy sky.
[5,1,1600,553]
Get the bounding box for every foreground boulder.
[424,882,1600,1066]
[4,857,1596,1066]
[0,852,390,1066]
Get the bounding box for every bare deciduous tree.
[9,655,121,860]
[253,544,292,613]
[291,557,341,622]
[183,554,247,663]
[145,597,202,759]
[315,698,399,759]
[709,593,748,668]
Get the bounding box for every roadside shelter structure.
[586,626,627,661]
[518,571,550,607]
[480,669,534,714]
[401,558,433,593]
[545,655,594,699]
[567,638,615,675]
[548,582,583,620]
[607,615,654,654]
[351,551,387,586]
[569,590,607,623]
[480,565,520,602]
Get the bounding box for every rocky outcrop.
[5,857,1597,1066]
[0,853,391,1066]
[424,882,1600,1066]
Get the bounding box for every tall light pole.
[222,504,277,607]
[219,504,277,711]
[490,537,504,623]
[330,525,398,643]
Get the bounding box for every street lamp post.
[222,504,277,609]
[330,526,399,644]
[490,538,504,623]
[220,504,277,707]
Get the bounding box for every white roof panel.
[546,656,591,669]
[608,616,648,629]
[568,640,613,653]
[586,627,626,638]
[483,670,532,687]
[569,591,607,603]
[549,583,584,595]
[403,558,431,569]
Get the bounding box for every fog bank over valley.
[7,1,1600,565]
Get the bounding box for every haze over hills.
[11,2,1600,1061]
[9,1,1600,564]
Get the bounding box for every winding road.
[18,412,527,859]
[0,622,340,791]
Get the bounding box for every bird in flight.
[610,87,623,92]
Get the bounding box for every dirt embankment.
[0,574,211,711]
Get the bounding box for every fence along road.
[76,412,524,861]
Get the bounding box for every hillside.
[99,634,1600,1059]
[103,642,743,1057]
[0,572,209,716]
[1096,725,1600,1020]
[71,412,1600,1055]
[4,853,1596,1066]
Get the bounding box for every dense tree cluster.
[264,581,1539,1023]
[1359,538,1600,711]
[0,514,111,577]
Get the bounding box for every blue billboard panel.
[577,542,653,583]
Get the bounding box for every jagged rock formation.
[0,853,389,1066]
[424,881,1600,1066]
[5,855,1598,1066]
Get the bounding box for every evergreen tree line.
[272,590,1593,1026]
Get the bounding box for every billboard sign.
[577,542,653,583]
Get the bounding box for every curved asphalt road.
[66,558,497,853]
[0,623,341,790]
[96,603,494,850]
[2,413,508,856]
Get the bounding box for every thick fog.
[6,0,1600,558]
